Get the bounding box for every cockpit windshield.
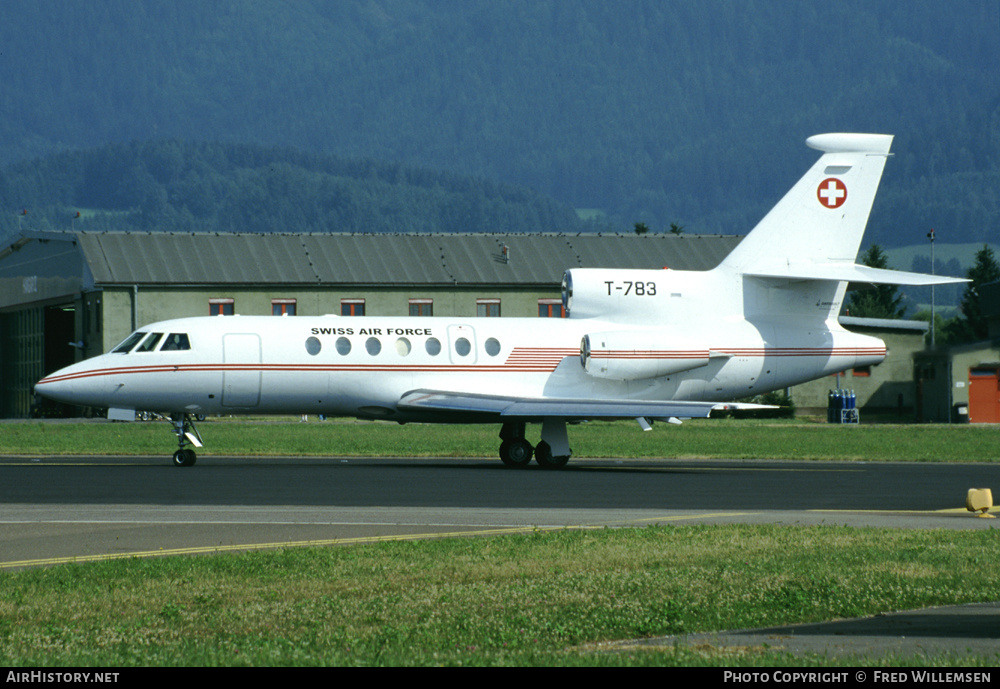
[111,331,190,353]
[136,333,163,352]
[160,333,191,351]
[111,331,147,354]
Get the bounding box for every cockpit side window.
[160,333,191,351]
[136,333,164,352]
[112,331,147,354]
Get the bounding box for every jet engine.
[580,330,709,380]
[562,268,668,320]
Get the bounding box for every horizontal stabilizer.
[746,263,968,286]
[399,389,767,421]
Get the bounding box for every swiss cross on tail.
[817,178,847,208]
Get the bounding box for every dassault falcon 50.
[36,133,964,468]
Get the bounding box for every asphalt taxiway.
[2,455,997,568]
[3,454,998,661]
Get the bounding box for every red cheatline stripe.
[591,350,708,359]
[37,363,567,383]
[35,346,885,385]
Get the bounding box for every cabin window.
[161,333,191,351]
[409,299,433,316]
[272,299,297,316]
[112,331,147,354]
[454,337,471,357]
[477,299,500,317]
[341,299,365,316]
[365,337,381,355]
[395,338,412,356]
[136,333,164,352]
[425,337,442,356]
[305,337,321,356]
[484,337,501,357]
[336,337,351,355]
[209,298,234,316]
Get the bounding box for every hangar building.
[913,279,1000,423]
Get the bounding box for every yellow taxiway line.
[0,512,752,570]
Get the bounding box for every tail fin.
[719,133,965,288]
[720,133,894,275]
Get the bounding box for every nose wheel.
[170,413,203,467]
[173,448,197,467]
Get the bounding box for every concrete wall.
[915,341,1000,422]
[99,285,565,353]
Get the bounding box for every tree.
[846,245,905,319]
[950,244,1000,342]
[633,222,649,235]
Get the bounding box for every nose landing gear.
[170,413,203,467]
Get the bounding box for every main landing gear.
[498,421,571,469]
[170,413,203,467]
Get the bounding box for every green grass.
[2,417,999,462]
[2,525,999,666]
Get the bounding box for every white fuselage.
[35,299,885,422]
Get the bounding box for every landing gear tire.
[534,440,569,469]
[169,413,203,467]
[499,438,533,468]
[173,448,197,467]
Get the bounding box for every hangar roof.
[66,231,741,287]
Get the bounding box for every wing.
[397,389,762,421]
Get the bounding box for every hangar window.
[342,299,365,316]
[425,337,442,356]
[477,299,500,317]
[538,299,566,318]
[161,333,191,351]
[272,299,297,316]
[112,331,147,354]
[409,299,433,317]
[336,337,351,355]
[209,298,234,316]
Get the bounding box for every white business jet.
[36,134,963,468]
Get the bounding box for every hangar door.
[0,305,75,417]
[968,367,1000,423]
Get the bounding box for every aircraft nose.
[35,362,107,407]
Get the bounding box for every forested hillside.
[1,0,998,245]
[0,141,583,235]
